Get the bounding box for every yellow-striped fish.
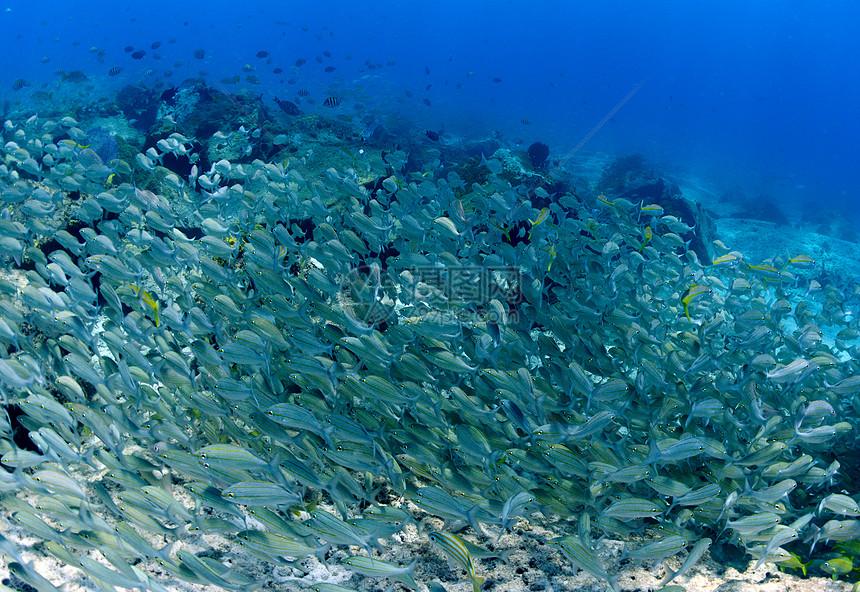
[712,252,741,267]
[543,244,557,272]
[429,532,484,592]
[640,203,664,217]
[528,207,550,239]
[748,263,784,284]
[529,208,549,228]
[638,225,652,252]
[596,193,615,208]
[785,253,815,269]
[681,285,711,321]
[130,284,160,327]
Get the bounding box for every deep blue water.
[2,0,858,222]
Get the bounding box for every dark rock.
[605,157,716,264]
[719,186,747,205]
[116,84,159,131]
[653,191,717,265]
[527,141,549,169]
[462,138,503,161]
[159,87,178,105]
[619,177,669,203]
[597,153,649,193]
[732,193,790,226]
[144,82,275,167]
[4,405,39,453]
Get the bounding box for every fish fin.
[608,574,620,592]
[465,505,486,536]
[659,567,677,587]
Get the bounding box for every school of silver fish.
[0,110,858,592]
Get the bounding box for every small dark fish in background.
[131,50,146,59]
[62,71,88,83]
[323,96,341,107]
[425,65,430,74]
[12,79,30,91]
[256,50,269,58]
[108,67,122,76]
[324,66,336,73]
[151,41,162,50]
[297,89,309,96]
[124,45,134,53]
[274,97,300,115]
[193,48,205,59]
[323,50,332,57]
[295,58,306,66]
[273,68,283,74]
[521,118,531,125]
[492,77,502,83]
[425,130,440,141]
[423,98,431,107]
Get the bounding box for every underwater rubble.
[0,89,859,592]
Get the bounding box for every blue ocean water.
[3,3,860,589]
[0,0,860,220]
[2,0,857,219]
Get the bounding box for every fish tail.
[473,576,484,592]
[659,568,677,587]
[608,574,620,592]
